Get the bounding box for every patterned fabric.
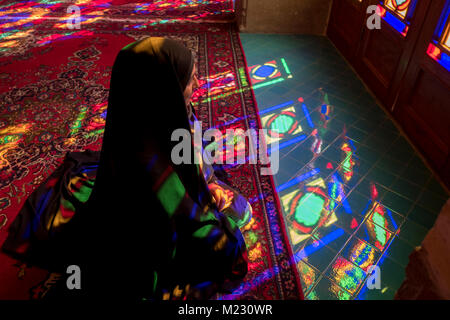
[2,151,99,266]
[188,103,253,228]
[0,18,302,299]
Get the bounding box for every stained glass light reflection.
[384,0,411,20]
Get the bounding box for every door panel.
[355,0,431,109]
[327,0,368,63]
[394,0,450,187]
[361,25,404,88]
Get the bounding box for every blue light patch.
[383,10,407,35]
[254,65,276,78]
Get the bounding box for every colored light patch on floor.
[192,71,237,103]
[307,277,352,300]
[297,260,320,293]
[357,219,393,253]
[327,256,366,295]
[260,106,303,145]
[295,192,325,227]
[341,237,379,273]
[241,33,449,300]
[356,201,396,252]
[282,188,330,235]
[250,62,280,82]
[202,124,254,165]
[281,179,344,257]
[0,1,111,50]
[0,123,32,169]
[85,102,108,131]
[134,0,233,16]
[248,58,292,87]
[339,142,356,182]
[272,90,366,298]
[0,0,235,53]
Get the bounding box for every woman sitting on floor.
[2,37,252,300]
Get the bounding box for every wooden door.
[354,0,432,109]
[327,0,369,63]
[394,0,450,187]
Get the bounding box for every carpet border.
[234,29,304,300]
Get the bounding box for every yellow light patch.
[261,106,302,145]
[306,177,326,189]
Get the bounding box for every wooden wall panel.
[327,0,367,62]
[399,69,449,170]
[360,27,404,91]
[408,69,450,145]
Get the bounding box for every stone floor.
[240,33,449,300]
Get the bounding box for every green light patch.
[372,212,387,245]
[74,184,94,203]
[271,114,294,134]
[193,224,216,239]
[295,193,325,227]
[157,172,186,218]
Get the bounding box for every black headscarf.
[97,37,209,206]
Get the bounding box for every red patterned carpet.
[0,2,303,300]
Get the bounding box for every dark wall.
[237,0,333,35]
